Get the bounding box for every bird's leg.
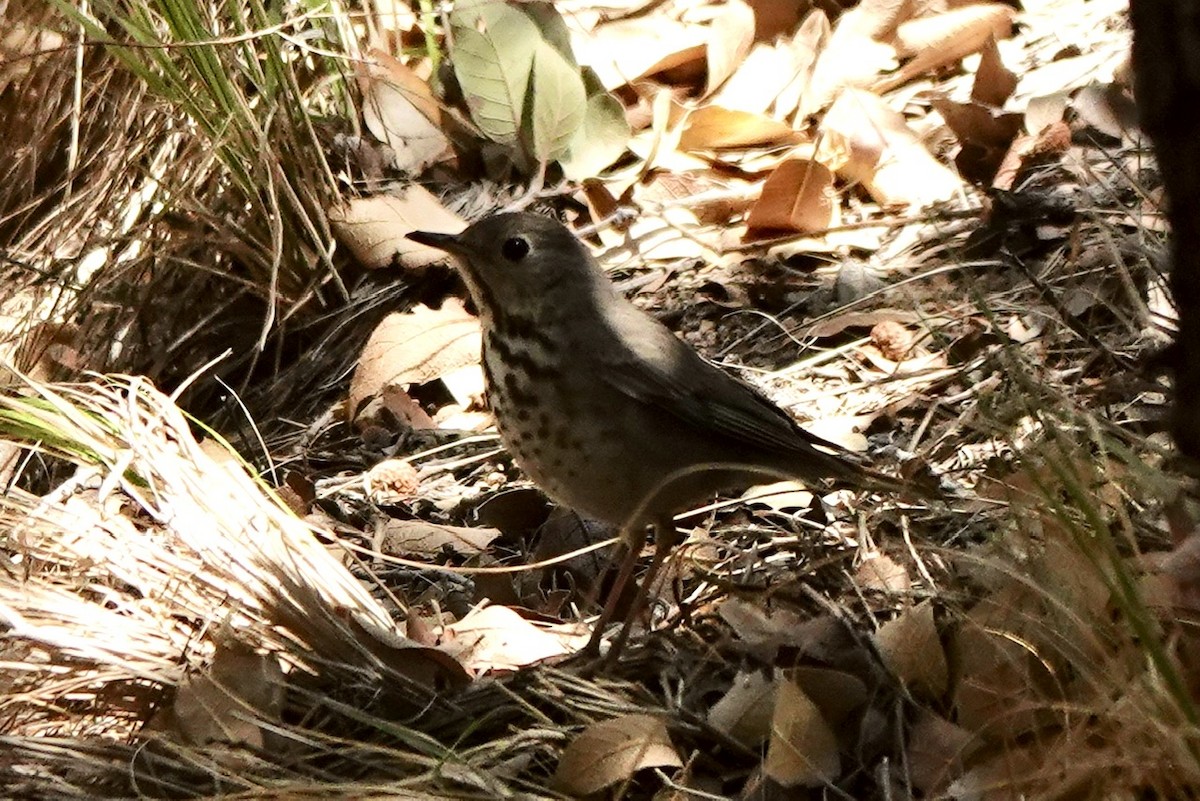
[602,515,678,667]
[580,537,639,658]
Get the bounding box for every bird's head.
[407,212,603,322]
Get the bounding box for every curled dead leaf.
[893,4,1015,58]
[876,601,949,699]
[880,3,1016,92]
[819,89,963,207]
[379,385,437,431]
[704,0,756,97]
[906,709,979,794]
[764,672,841,786]
[150,641,284,755]
[746,158,838,233]
[440,605,581,673]
[742,480,814,511]
[358,49,449,173]
[680,105,805,151]
[933,97,1024,184]
[790,666,869,728]
[951,604,1059,740]
[329,188,465,270]
[380,519,501,557]
[349,299,482,424]
[855,551,911,592]
[771,11,830,120]
[712,40,808,115]
[708,669,778,746]
[574,16,707,90]
[803,10,898,118]
[971,34,1017,107]
[554,713,683,796]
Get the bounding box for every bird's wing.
[598,307,863,477]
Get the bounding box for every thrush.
[407,212,911,660]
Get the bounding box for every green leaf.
[527,38,587,164]
[560,67,631,180]
[450,1,538,146]
[519,1,577,68]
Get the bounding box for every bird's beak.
[406,229,465,254]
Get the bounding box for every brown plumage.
[408,211,911,661]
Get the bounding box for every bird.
[406,211,914,663]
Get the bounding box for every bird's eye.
[501,236,530,262]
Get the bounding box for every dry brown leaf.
[876,601,949,698]
[709,40,803,115]
[329,188,465,270]
[906,709,979,794]
[855,552,911,592]
[380,519,501,557]
[9,321,78,382]
[845,0,915,41]
[1158,524,1200,606]
[819,88,963,207]
[406,612,439,647]
[349,299,482,423]
[857,341,948,376]
[626,88,704,173]
[933,97,1023,183]
[1024,93,1071,141]
[802,415,874,453]
[935,99,1023,148]
[553,713,683,796]
[790,667,868,728]
[440,605,579,673]
[952,590,1061,741]
[745,0,809,40]
[746,158,837,233]
[433,405,492,431]
[703,140,819,176]
[947,745,1049,800]
[622,206,708,260]
[971,34,1017,107]
[679,105,804,151]
[704,0,757,97]
[879,3,1016,92]
[803,10,899,118]
[151,641,284,752]
[581,177,622,226]
[1138,570,1180,614]
[344,605,473,688]
[764,671,841,786]
[1027,528,1122,670]
[636,170,759,224]
[1072,82,1139,141]
[719,597,809,652]
[772,11,830,120]
[742,480,814,511]
[574,16,707,90]
[707,669,778,746]
[379,385,438,431]
[892,3,1014,56]
[358,49,449,173]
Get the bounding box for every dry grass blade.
[1,0,363,430]
[0,371,484,794]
